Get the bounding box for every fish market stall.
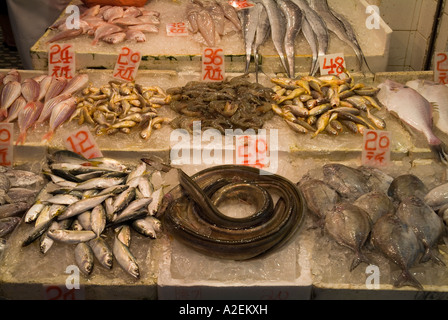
[30,0,391,74]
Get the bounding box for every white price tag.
[48,43,76,79]
[362,130,391,167]
[434,52,448,84]
[166,22,189,37]
[319,53,346,76]
[113,46,141,82]
[64,126,103,160]
[202,48,225,82]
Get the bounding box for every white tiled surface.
[366,0,441,71]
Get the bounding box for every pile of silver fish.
[20,151,164,278]
[241,0,371,79]
[48,4,160,45]
[0,166,45,257]
[160,164,306,260]
[299,163,446,290]
[271,73,384,137]
[0,69,89,144]
[377,79,448,164]
[167,74,274,133]
[186,0,242,47]
[71,80,172,139]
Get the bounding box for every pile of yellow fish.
[270,73,386,138]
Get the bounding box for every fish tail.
[420,247,446,266]
[350,250,371,272]
[15,132,27,146]
[430,142,448,165]
[42,130,54,142]
[394,270,423,291]
[0,108,8,119]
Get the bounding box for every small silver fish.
[47,229,96,244]
[89,237,113,269]
[113,235,140,278]
[74,242,94,275]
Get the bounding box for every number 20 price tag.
[319,53,346,76]
[64,126,103,160]
[434,52,448,85]
[362,130,391,167]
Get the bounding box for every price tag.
[362,130,391,167]
[319,53,346,76]
[43,285,85,300]
[166,22,189,37]
[202,48,225,82]
[235,134,268,170]
[48,43,76,79]
[113,47,141,82]
[228,0,255,10]
[64,126,103,160]
[0,123,13,167]
[434,52,448,84]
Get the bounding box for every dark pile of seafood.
[0,70,89,144]
[299,163,447,290]
[160,165,306,260]
[19,151,165,278]
[271,73,384,137]
[167,75,275,133]
[0,166,45,257]
[48,4,161,45]
[71,80,172,139]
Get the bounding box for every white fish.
[377,79,448,163]
[92,24,123,45]
[406,79,448,135]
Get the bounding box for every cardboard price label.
[49,43,76,79]
[166,22,189,37]
[362,130,391,167]
[64,126,103,160]
[434,52,448,85]
[0,123,13,167]
[113,47,141,82]
[319,53,346,76]
[228,0,255,10]
[202,48,225,82]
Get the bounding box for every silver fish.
[0,81,21,118]
[112,186,136,214]
[377,79,448,163]
[74,242,94,275]
[132,217,157,239]
[276,0,302,78]
[353,191,395,224]
[425,182,448,210]
[45,194,80,205]
[113,197,152,224]
[57,194,112,220]
[90,204,106,237]
[113,235,140,278]
[261,0,288,76]
[73,177,124,191]
[301,15,319,76]
[396,196,445,265]
[253,5,270,82]
[298,178,340,221]
[115,224,131,247]
[241,3,263,74]
[77,210,92,230]
[323,163,370,200]
[5,168,44,188]
[325,202,372,271]
[371,214,424,290]
[126,161,147,183]
[47,229,96,244]
[89,237,113,269]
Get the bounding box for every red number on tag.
[64,127,102,159]
[49,44,75,79]
[202,48,225,82]
[362,130,390,167]
[435,53,448,84]
[114,47,141,82]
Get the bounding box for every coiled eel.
[160,165,307,260]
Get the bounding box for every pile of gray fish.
[48,4,161,45]
[298,163,447,290]
[186,0,242,47]
[0,69,89,144]
[0,165,45,257]
[241,0,370,78]
[20,151,164,278]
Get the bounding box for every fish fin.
[394,270,423,291]
[430,143,448,165]
[42,131,55,142]
[15,132,26,146]
[350,251,371,272]
[420,247,446,266]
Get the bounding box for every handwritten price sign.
[434,52,448,84]
[236,135,268,170]
[0,123,13,167]
[43,285,85,300]
[113,47,141,82]
[202,48,225,82]
[362,130,391,167]
[64,126,103,160]
[319,53,346,76]
[49,43,76,79]
[166,22,189,37]
[228,0,255,10]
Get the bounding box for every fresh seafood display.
[298,163,447,290]
[271,73,384,137]
[167,74,275,133]
[48,4,161,45]
[377,79,448,164]
[160,165,306,260]
[20,151,164,278]
[71,80,172,139]
[186,0,241,47]
[0,69,89,144]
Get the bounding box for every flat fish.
[406,79,448,135]
[325,202,372,271]
[354,191,395,224]
[298,178,340,222]
[323,163,370,200]
[425,182,448,210]
[371,214,424,290]
[377,79,448,163]
[387,174,428,204]
[0,217,21,237]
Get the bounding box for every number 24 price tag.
[64,126,103,160]
[362,130,391,167]
[319,53,346,76]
